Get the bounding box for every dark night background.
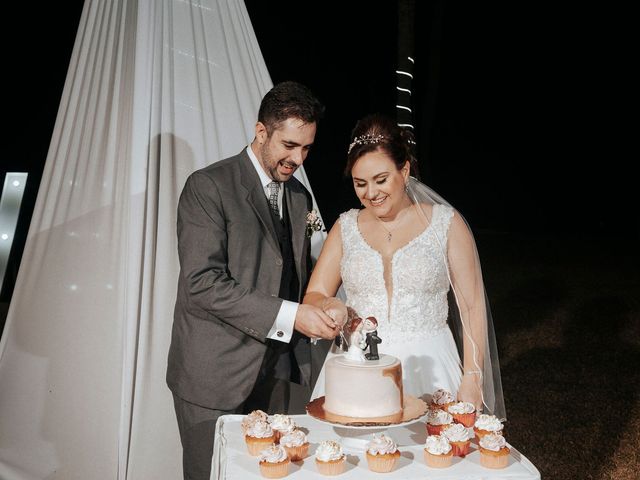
[2,2,638,479]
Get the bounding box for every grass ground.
[478,231,640,480]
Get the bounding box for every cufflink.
[276,330,284,337]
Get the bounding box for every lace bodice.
[340,205,454,344]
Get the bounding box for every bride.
[304,114,505,419]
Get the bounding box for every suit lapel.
[285,184,307,296]
[238,152,280,255]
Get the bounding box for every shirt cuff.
[267,300,298,343]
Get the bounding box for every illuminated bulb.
[1,233,8,240]
[12,180,20,187]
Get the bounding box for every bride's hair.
[344,113,419,178]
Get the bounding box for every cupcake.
[474,414,504,440]
[442,423,471,457]
[241,409,269,434]
[365,434,401,473]
[270,414,296,443]
[245,420,276,456]
[425,408,454,436]
[423,434,453,468]
[479,433,510,469]
[280,429,309,461]
[315,440,346,476]
[258,444,291,478]
[431,388,456,411]
[447,401,477,427]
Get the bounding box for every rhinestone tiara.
[347,134,386,154]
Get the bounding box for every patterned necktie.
[267,181,280,217]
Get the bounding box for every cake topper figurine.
[343,315,381,362]
[363,317,381,360]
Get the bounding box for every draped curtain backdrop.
[0,1,326,478]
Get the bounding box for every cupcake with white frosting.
[258,444,290,478]
[270,414,296,443]
[423,434,453,468]
[474,414,504,440]
[431,388,456,411]
[365,434,401,473]
[279,429,309,461]
[447,401,477,427]
[479,433,510,469]
[315,440,346,476]
[425,408,454,436]
[245,420,276,456]
[442,422,472,457]
[242,409,269,434]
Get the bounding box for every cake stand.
[306,395,429,451]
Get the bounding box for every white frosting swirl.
[447,401,475,414]
[366,434,398,455]
[443,423,470,442]
[424,434,452,455]
[315,440,344,462]
[241,410,268,433]
[479,433,507,451]
[427,408,453,425]
[245,420,273,438]
[431,389,455,405]
[280,429,307,448]
[474,414,503,432]
[259,444,288,463]
[270,414,295,433]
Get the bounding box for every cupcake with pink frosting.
[245,420,276,456]
[425,408,454,436]
[474,414,504,440]
[430,388,456,411]
[479,433,510,469]
[423,434,453,468]
[258,444,290,478]
[279,429,309,461]
[447,401,477,427]
[442,422,472,457]
[365,434,401,473]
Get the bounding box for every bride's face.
[351,149,409,219]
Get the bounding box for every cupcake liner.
[452,411,476,427]
[426,423,450,436]
[283,442,309,462]
[423,449,453,468]
[431,401,454,412]
[315,457,346,476]
[480,447,510,469]
[259,458,290,478]
[245,435,276,456]
[366,450,400,473]
[449,440,471,457]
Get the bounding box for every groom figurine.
[167,81,338,480]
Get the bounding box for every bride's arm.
[303,220,346,325]
[447,211,487,410]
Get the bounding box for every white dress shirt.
[247,145,298,343]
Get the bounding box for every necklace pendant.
[387,232,392,242]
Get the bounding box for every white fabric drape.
[0,1,327,478]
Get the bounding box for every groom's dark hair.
[258,81,325,135]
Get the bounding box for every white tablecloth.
[211,414,540,479]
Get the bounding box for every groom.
[167,81,338,480]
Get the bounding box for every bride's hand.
[321,297,348,328]
[457,374,483,412]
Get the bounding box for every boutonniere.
[305,209,323,238]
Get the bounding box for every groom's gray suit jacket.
[167,149,323,410]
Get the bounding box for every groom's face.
[256,118,317,182]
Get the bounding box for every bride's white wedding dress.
[311,204,462,401]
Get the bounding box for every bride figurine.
[304,113,506,420]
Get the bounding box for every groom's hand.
[294,304,340,340]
